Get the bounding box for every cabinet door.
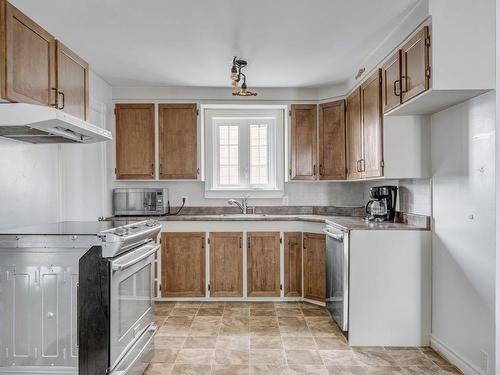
[284,232,302,297]
[115,104,155,179]
[2,1,56,106]
[210,232,243,297]
[401,26,430,103]
[290,104,317,180]
[56,41,89,120]
[382,50,402,113]
[346,88,363,180]
[247,232,280,297]
[162,232,206,297]
[318,100,346,180]
[159,104,198,179]
[303,233,325,302]
[360,69,383,178]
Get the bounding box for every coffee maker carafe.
[366,186,398,222]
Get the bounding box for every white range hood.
[0,103,112,144]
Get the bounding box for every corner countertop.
[108,214,429,231]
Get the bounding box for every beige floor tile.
[326,366,367,375]
[275,302,302,309]
[403,366,442,374]
[251,364,288,374]
[224,301,250,308]
[386,349,434,367]
[420,348,451,368]
[145,363,174,375]
[282,337,317,350]
[363,366,406,375]
[305,318,340,337]
[250,318,281,336]
[279,317,310,337]
[277,308,304,317]
[353,350,397,367]
[320,350,361,367]
[251,308,277,317]
[189,321,220,336]
[300,303,325,310]
[439,366,462,374]
[170,308,199,316]
[285,350,324,365]
[301,309,331,317]
[314,337,350,350]
[251,349,286,365]
[175,348,215,364]
[249,302,276,309]
[171,364,211,375]
[251,336,284,349]
[155,336,186,349]
[214,348,249,365]
[224,308,251,317]
[174,302,202,308]
[201,301,226,308]
[287,365,329,374]
[183,336,217,348]
[197,307,224,316]
[211,364,250,374]
[216,335,250,351]
[151,349,179,363]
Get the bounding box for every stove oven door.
[109,241,159,371]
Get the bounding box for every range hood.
[0,103,112,144]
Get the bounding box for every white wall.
[431,91,496,374]
[0,70,112,229]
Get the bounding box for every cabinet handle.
[159,163,163,176]
[151,163,154,176]
[356,160,361,172]
[360,159,366,172]
[57,91,65,110]
[393,79,400,96]
[319,165,323,176]
[313,165,316,176]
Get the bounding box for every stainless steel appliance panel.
[324,225,349,333]
[113,188,168,216]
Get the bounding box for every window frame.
[202,105,286,198]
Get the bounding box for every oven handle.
[111,244,160,272]
[323,227,344,241]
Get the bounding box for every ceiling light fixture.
[230,56,257,96]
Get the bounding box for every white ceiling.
[11,0,418,88]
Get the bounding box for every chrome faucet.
[228,197,253,214]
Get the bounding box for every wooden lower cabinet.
[247,232,281,297]
[303,233,326,302]
[161,232,206,297]
[284,232,302,297]
[209,232,243,297]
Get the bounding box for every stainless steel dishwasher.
[323,223,349,334]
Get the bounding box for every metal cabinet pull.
[151,163,154,176]
[393,79,400,96]
[313,164,316,176]
[57,91,65,110]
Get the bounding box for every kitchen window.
[203,106,285,198]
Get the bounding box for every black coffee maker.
[365,186,398,222]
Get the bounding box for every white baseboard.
[430,334,485,375]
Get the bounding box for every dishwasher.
[323,223,349,334]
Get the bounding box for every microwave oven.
[113,188,168,216]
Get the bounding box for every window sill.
[204,189,285,199]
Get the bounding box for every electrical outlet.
[480,350,489,373]
[181,196,188,205]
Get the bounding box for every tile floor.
[146,301,461,375]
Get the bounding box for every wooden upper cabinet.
[382,50,402,113]
[290,104,317,180]
[247,232,280,297]
[209,232,243,297]
[360,69,383,178]
[303,233,325,302]
[401,26,430,103]
[161,232,206,297]
[284,232,302,297]
[346,88,363,180]
[318,100,346,180]
[159,104,198,180]
[115,104,155,179]
[1,0,56,106]
[55,41,89,120]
